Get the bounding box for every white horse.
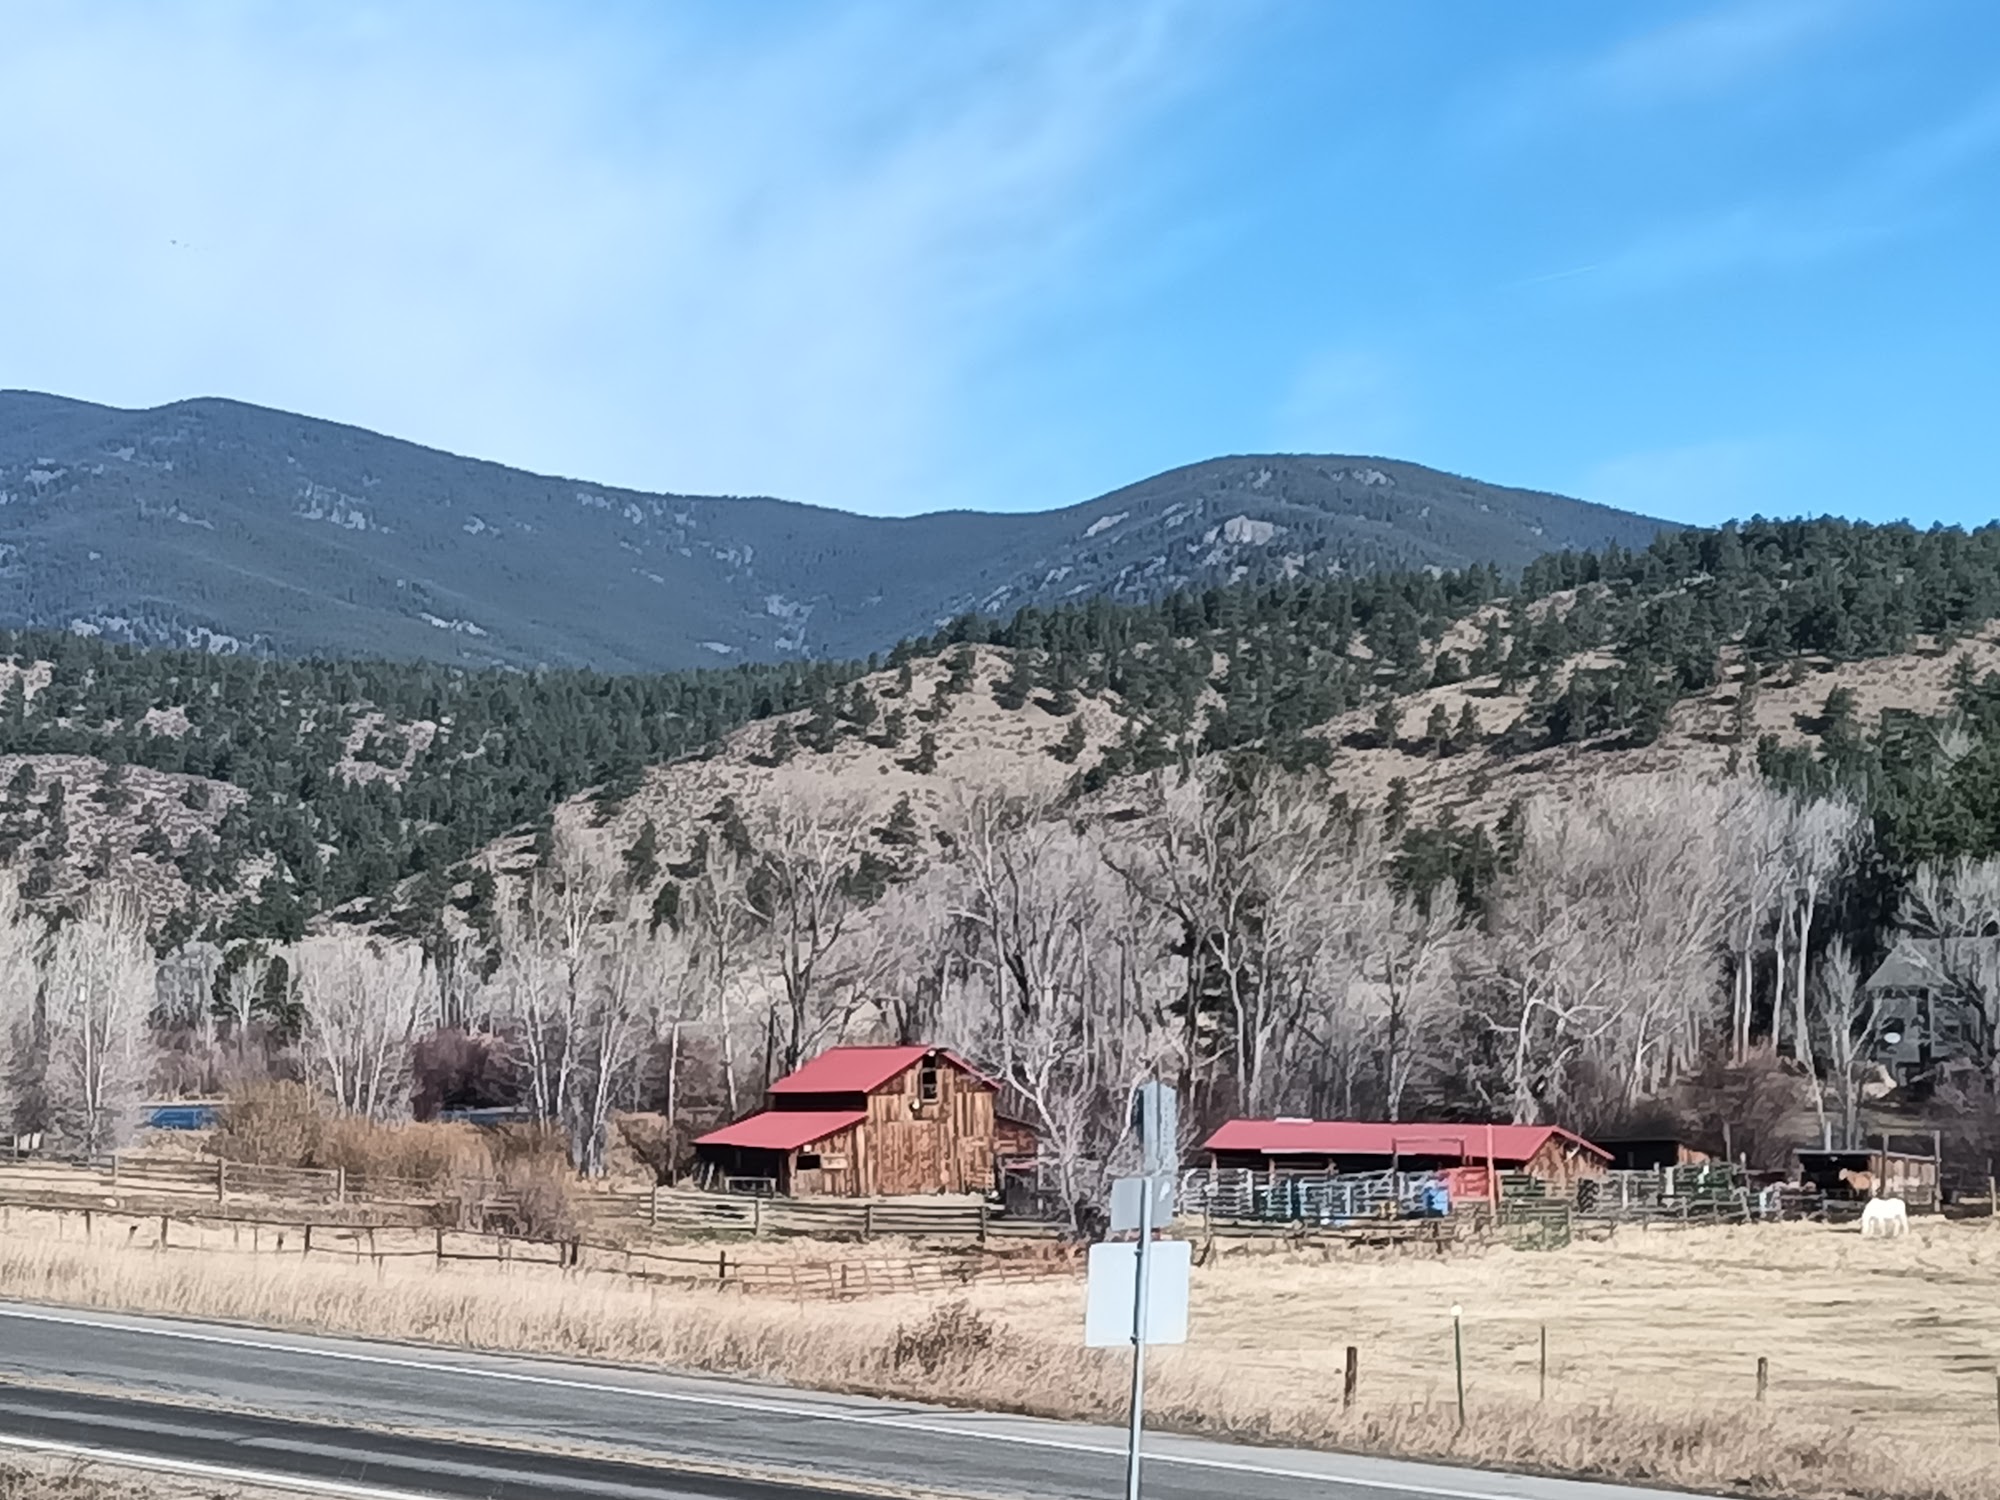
[1860,1197,1909,1238]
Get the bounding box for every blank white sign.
[1084,1239,1190,1348]
[1109,1175,1175,1233]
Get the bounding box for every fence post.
[216,1157,227,1203]
[1756,1356,1768,1403]
[435,1226,444,1267]
[159,1214,168,1251]
[1342,1346,1358,1411]
[109,1154,119,1191]
[303,1224,312,1258]
[863,1202,874,1241]
[752,1198,763,1238]
[1539,1325,1547,1402]
[717,1249,729,1287]
[1451,1305,1466,1429]
[650,1185,659,1229]
[336,1167,346,1207]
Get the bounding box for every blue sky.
[3,2,1996,525]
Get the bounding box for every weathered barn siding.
[1523,1134,1609,1191]
[698,1046,1009,1199]
[839,1057,995,1197]
[787,1123,862,1197]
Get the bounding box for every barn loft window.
[919,1059,941,1103]
[796,1153,822,1171]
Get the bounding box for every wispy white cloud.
[0,1,1217,514]
[1576,86,2000,295]
[1580,0,1852,107]
[1461,0,1858,149]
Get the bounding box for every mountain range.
[0,391,1670,673]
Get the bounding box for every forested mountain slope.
[10,516,2000,1164]
[0,391,1666,671]
[6,515,2000,959]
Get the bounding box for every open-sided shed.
[1201,1118,1610,1193]
[1796,1142,1940,1212]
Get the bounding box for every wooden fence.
[0,1154,1065,1243]
[0,1199,1078,1302]
[624,1188,1062,1241]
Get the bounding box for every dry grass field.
[966,1219,2000,1442]
[4,1208,2000,1499]
[0,1457,289,1499]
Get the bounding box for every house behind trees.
[693,1045,1002,1197]
[1864,938,1996,1081]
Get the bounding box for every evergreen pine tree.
[1425,702,1452,755]
[1049,716,1088,764]
[765,719,797,764]
[623,818,662,889]
[1373,700,1403,752]
[900,730,939,775]
[992,651,1036,711]
[1453,702,1481,752]
[1383,777,1412,838]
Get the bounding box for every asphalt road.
[0,1302,1713,1500]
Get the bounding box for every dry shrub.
[211,1080,496,1199]
[889,1298,1004,1374]
[311,1115,491,1190]
[611,1112,677,1184]
[210,1081,323,1165]
[491,1156,582,1243]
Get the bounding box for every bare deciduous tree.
[42,894,155,1151]
[1371,882,1464,1122]
[292,934,431,1120]
[938,796,1165,1223]
[745,796,888,1077]
[1780,798,1864,1138]
[498,825,688,1173]
[1467,776,1742,1124]
[0,875,45,1133]
[1812,938,1873,1148]
[1104,765,1358,1117]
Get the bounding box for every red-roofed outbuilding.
[695,1046,1009,1197]
[1201,1118,1609,1194]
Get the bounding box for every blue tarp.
[143,1103,221,1130]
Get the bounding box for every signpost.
[1108,1174,1174,1234]
[1082,1080,1185,1500]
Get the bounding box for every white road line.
[0,1304,1641,1500]
[0,1431,438,1500]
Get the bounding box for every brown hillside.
[497,647,1128,876]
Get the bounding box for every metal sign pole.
[1124,1170,1153,1500]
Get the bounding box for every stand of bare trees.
[495,827,689,1174]
[0,748,1953,1185]
[0,877,157,1151]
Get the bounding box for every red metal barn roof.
[1200,1119,1610,1163]
[767,1045,994,1096]
[694,1109,866,1151]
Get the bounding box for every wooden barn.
[694,1045,1003,1197]
[1201,1118,1610,1193]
